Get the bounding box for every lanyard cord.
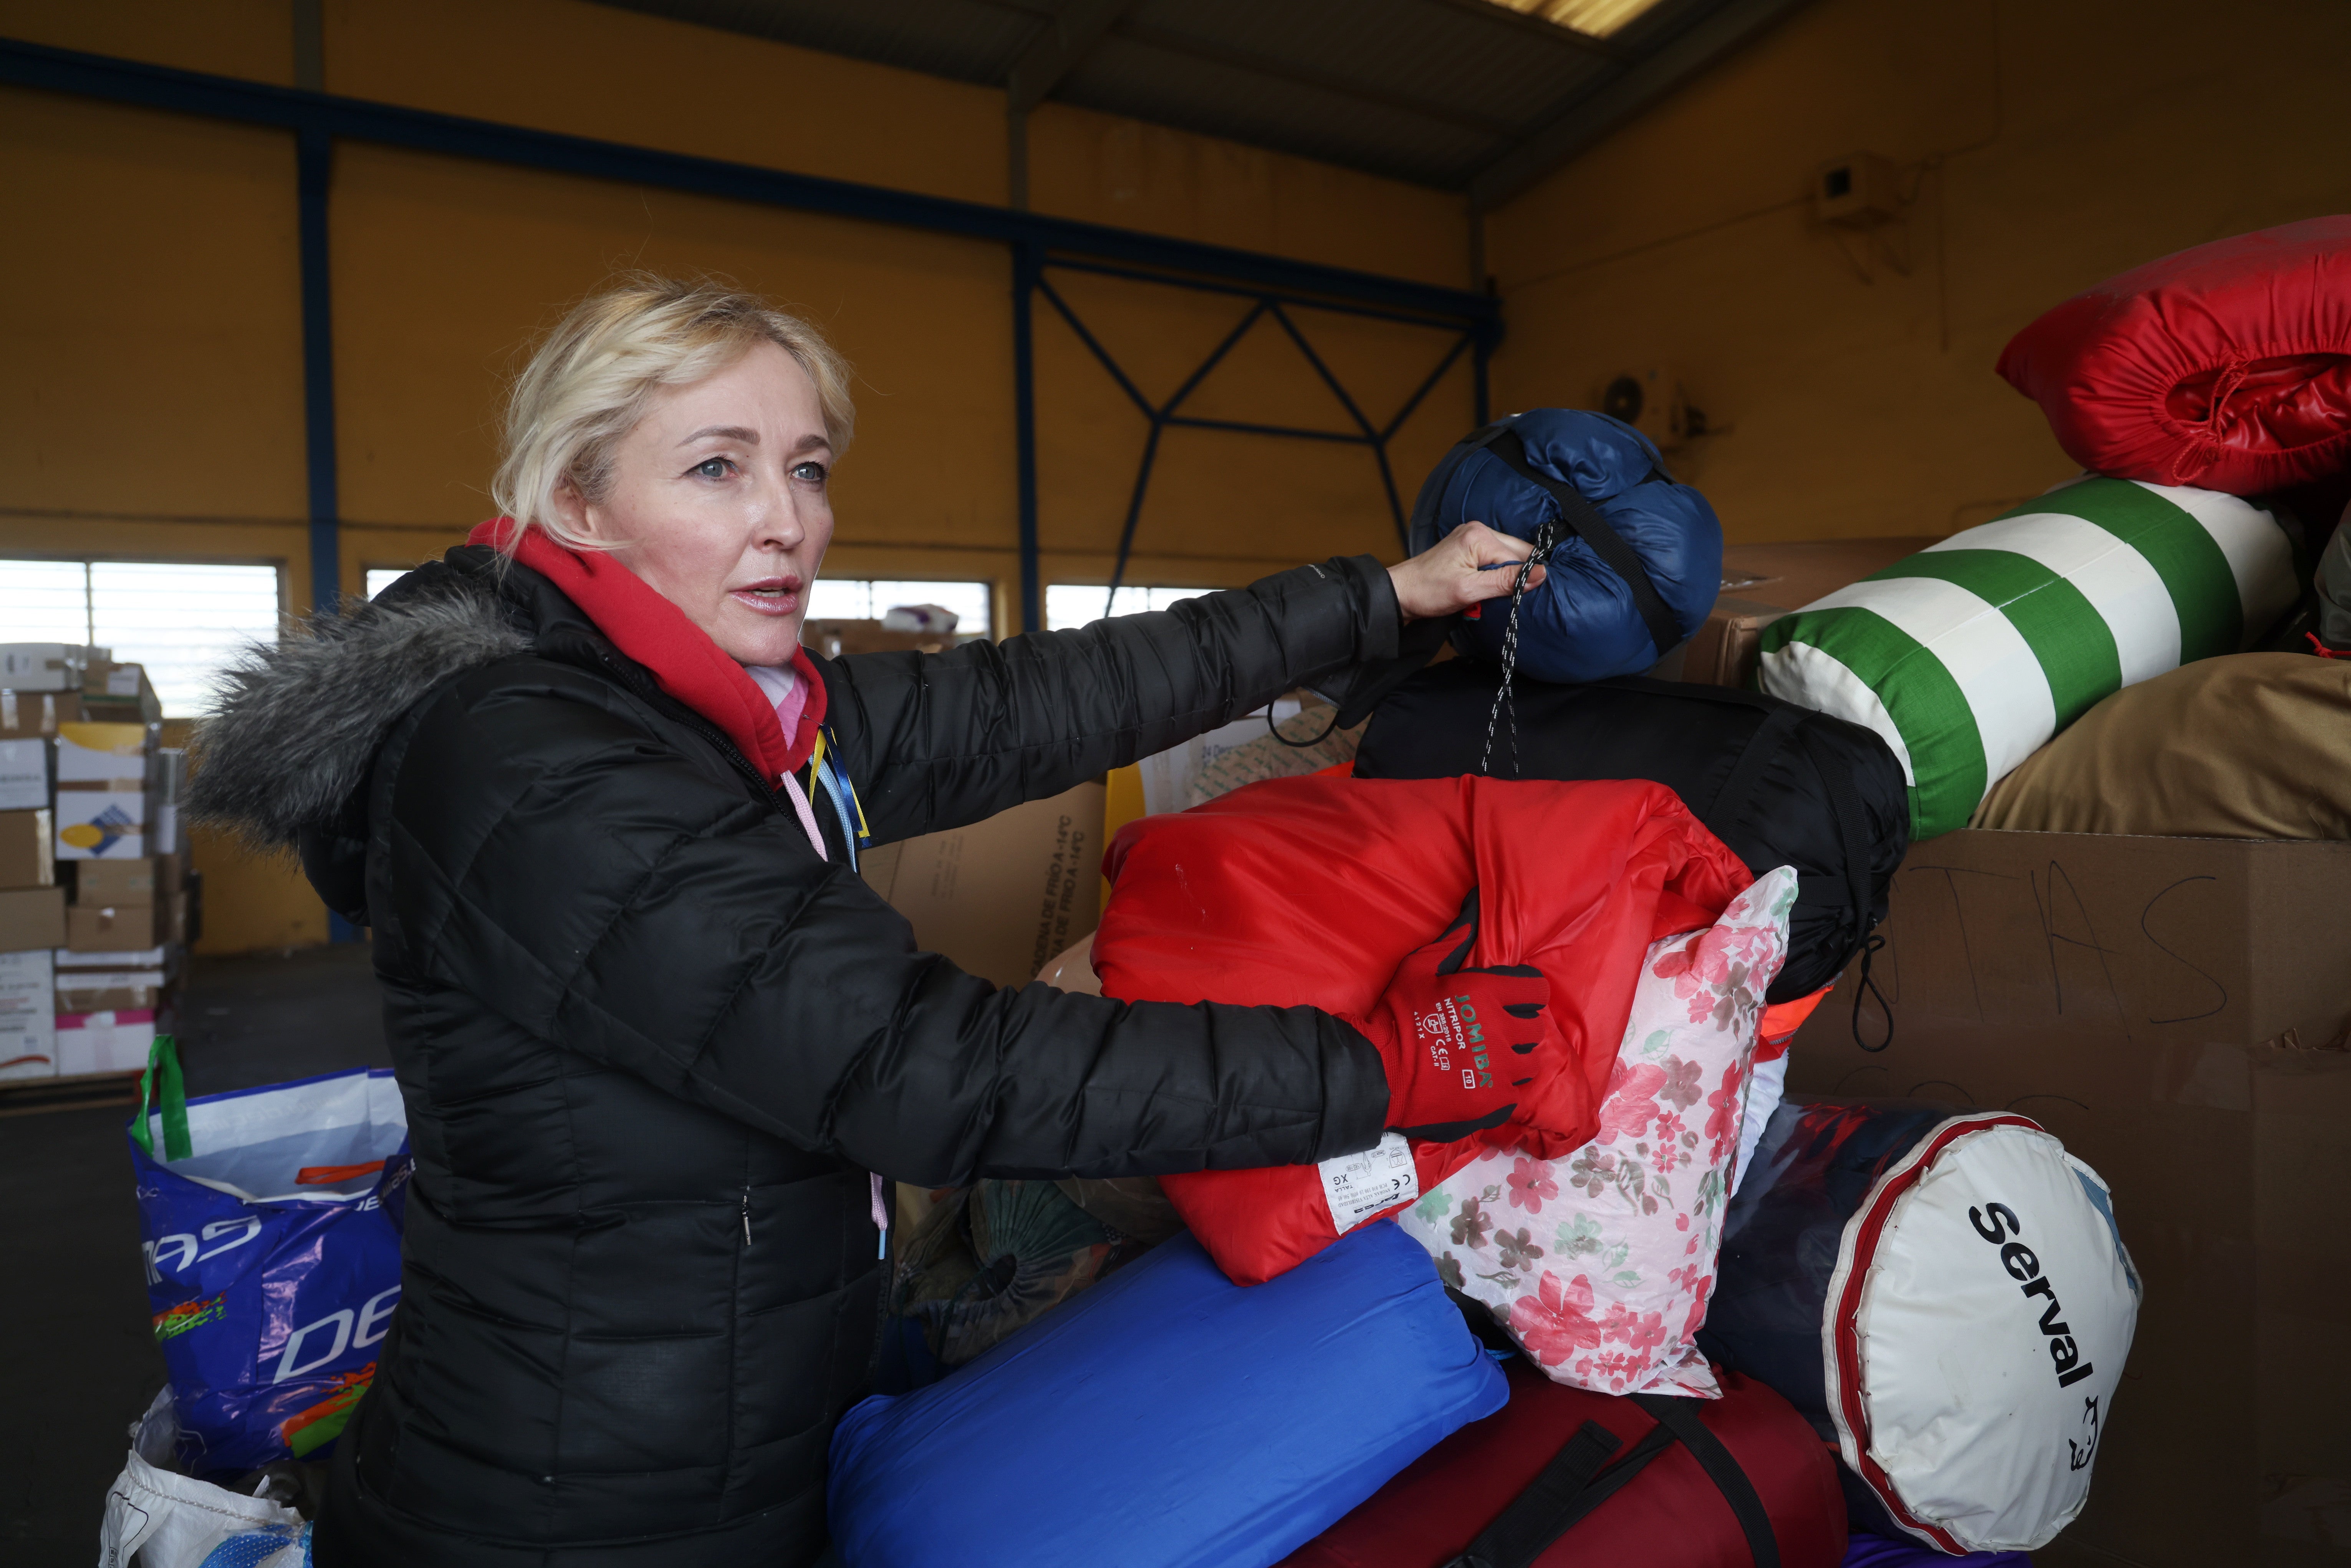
[805,727,871,872]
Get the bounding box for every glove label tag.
[1318,1132,1419,1234]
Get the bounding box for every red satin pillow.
[1094,775,1750,1285]
[1997,216,2351,495]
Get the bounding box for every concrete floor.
[0,943,384,1566]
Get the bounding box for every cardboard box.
[56,721,155,785]
[57,943,168,972]
[0,689,80,738]
[55,966,166,1014]
[858,781,1106,989]
[54,787,151,859]
[802,619,949,658]
[0,810,53,889]
[1679,537,1943,688]
[73,854,168,906]
[0,644,96,694]
[81,661,162,724]
[0,886,66,953]
[0,949,55,1081]
[54,1007,155,1077]
[0,736,48,812]
[66,902,164,952]
[1785,828,2351,1566]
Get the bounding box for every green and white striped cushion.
[1756,477,2295,839]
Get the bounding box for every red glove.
[1351,890,1556,1143]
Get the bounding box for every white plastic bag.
[98,1389,310,1568]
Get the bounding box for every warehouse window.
[1045,584,1215,631]
[0,559,284,717]
[373,569,993,637]
[1475,0,1667,37]
[807,578,992,636]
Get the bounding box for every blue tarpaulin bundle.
[828,1221,1507,1568]
[1409,409,1722,684]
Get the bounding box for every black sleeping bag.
[1353,661,1907,1001]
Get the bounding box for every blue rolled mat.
[828,1220,1508,1568]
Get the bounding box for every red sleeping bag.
[1096,775,1752,1287]
[1279,1356,1848,1568]
[1997,215,2351,495]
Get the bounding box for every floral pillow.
[1396,866,1796,1398]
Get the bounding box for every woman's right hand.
[1348,889,1557,1143]
[1387,520,1546,623]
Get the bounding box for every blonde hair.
[492,274,855,551]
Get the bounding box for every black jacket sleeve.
[382,663,1391,1185]
[819,556,1400,844]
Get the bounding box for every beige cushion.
[1971,653,2351,839]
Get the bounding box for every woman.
[193,276,1552,1566]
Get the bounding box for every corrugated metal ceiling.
[593,0,1809,202]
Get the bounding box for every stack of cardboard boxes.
[0,644,189,1085]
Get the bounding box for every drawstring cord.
[1851,932,1894,1053]
[1479,520,1562,778]
[1266,702,1344,749]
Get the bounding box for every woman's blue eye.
[792,461,828,484]
[692,458,730,480]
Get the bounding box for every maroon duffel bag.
[1278,1356,1847,1568]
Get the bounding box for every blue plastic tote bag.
[129,1037,411,1478]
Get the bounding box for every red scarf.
[467,518,826,779]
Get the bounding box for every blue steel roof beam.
[1103,417,1166,616]
[1153,299,1271,422]
[1032,276,1159,417]
[1160,417,1369,444]
[1041,256,1476,333]
[1379,331,1475,444]
[1265,301,1382,442]
[0,34,1495,326]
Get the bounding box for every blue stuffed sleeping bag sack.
[827,1221,1507,1568]
[1409,409,1722,684]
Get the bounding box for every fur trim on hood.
[187,572,530,848]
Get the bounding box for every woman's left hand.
[1387,521,1546,623]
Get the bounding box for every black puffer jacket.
[190,545,1401,1567]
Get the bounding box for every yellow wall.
[0,0,1470,949]
[307,2,1476,597]
[15,0,2342,955]
[1485,0,2351,543]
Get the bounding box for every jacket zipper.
[740,1186,753,1248]
[587,649,785,806]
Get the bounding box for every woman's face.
[561,340,835,667]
